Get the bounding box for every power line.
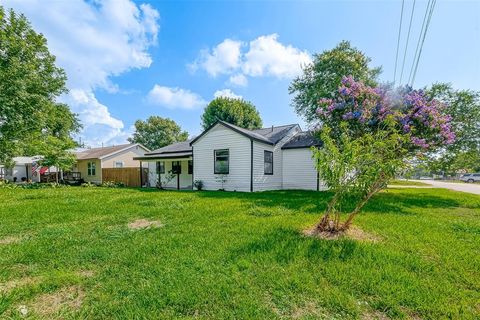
[399,0,416,86]
[393,0,405,86]
[408,0,432,85]
[411,0,437,86]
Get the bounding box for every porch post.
[177,171,180,190]
[139,161,143,187]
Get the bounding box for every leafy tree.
[289,41,381,123]
[128,116,189,151]
[426,83,480,174]
[312,77,454,234]
[0,7,79,163]
[201,97,262,130]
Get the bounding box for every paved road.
[412,180,480,195]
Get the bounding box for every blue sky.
[4,0,480,147]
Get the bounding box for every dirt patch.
[76,270,95,278]
[0,235,22,245]
[303,226,381,242]
[28,285,85,317]
[128,219,163,230]
[0,276,40,294]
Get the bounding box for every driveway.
[413,180,480,195]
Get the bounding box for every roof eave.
[190,120,274,146]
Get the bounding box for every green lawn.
[0,188,479,319]
[389,180,431,186]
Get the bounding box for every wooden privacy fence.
[102,168,148,187]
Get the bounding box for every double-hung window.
[87,162,96,176]
[264,150,273,175]
[214,149,229,174]
[172,161,181,174]
[156,161,165,174]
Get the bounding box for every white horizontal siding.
[146,160,192,189]
[252,127,299,191]
[192,124,251,192]
[282,148,325,190]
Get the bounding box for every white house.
[0,156,55,183]
[135,120,324,192]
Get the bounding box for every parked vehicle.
[460,173,480,183]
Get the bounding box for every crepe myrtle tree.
[312,76,455,234]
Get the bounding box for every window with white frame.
[214,149,229,174]
[87,162,96,176]
[114,161,124,168]
[264,150,273,175]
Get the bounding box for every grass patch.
[389,180,432,186]
[0,188,479,319]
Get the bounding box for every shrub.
[81,182,97,188]
[101,181,125,188]
[193,180,204,191]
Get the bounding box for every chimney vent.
[271,125,274,132]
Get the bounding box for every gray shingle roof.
[190,120,299,146]
[146,140,193,155]
[281,132,322,149]
[251,124,299,144]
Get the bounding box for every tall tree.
[201,97,262,130]
[128,116,189,151]
[289,41,381,123]
[312,77,454,234]
[0,7,80,164]
[426,83,480,174]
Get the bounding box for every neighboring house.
[0,156,56,183]
[134,120,323,191]
[74,144,149,184]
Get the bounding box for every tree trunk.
[341,176,386,231]
[315,192,341,232]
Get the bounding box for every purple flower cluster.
[316,76,455,151]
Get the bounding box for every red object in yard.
[39,167,48,175]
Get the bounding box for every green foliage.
[193,180,203,191]
[314,120,408,230]
[289,41,381,123]
[0,181,69,189]
[0,7,80,163]
[0,188,479,318]
[128,116,188,151]
[426,83,480,174]
[81,182,96,188]
[201,97,262,130]
[101,181,125,188]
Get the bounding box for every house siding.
[77,159,102,184]
[282,148,324,190]
[252,127,300,191]
[192,124,251,192]
[147,160,192,189]
[101,146,148,168]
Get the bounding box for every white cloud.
[190,34,311,84]
[242,34,311,78]
[4,0,160,147]
[189,39,243,77]
[228,73,248,87]
[147,85,206,109]
[213,89,242,99]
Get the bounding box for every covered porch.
[134,151,193,190]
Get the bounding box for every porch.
[134,152,193,190]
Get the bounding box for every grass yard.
[389,180,432,186]
[0,187,479,319]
